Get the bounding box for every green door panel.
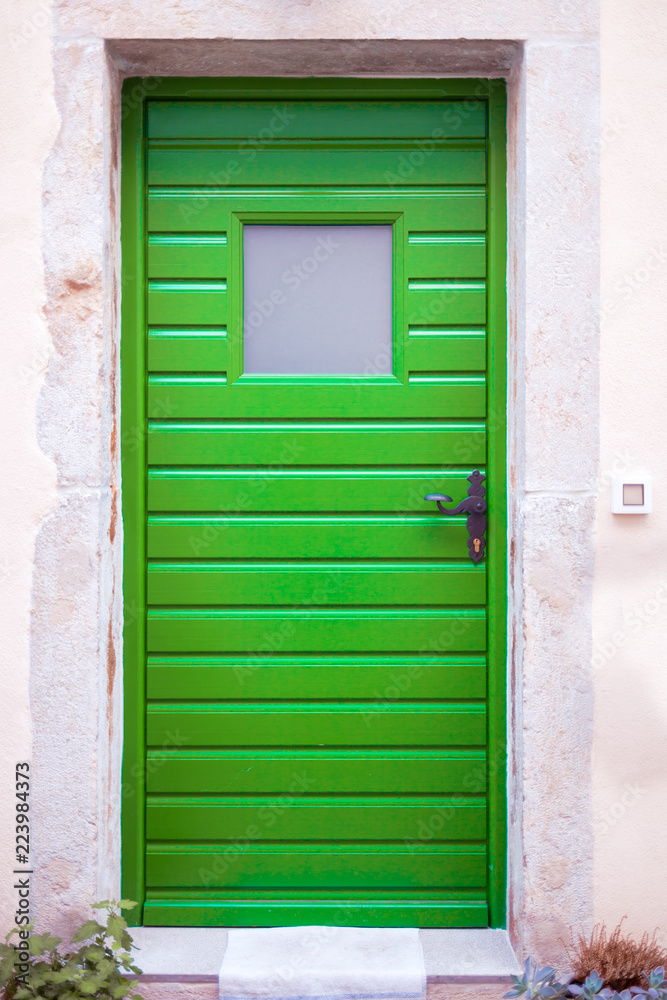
[147,282,227,326]
[406,241,486,279]
[147,609,487,654]
[147,148,486,187]
[146,381,487,420]
[146,561,485,606]
[148,236,228,279]
[406,285,486,326]
[406,333,486,372]
[142,899,488,930]
[146,470,481,513]
[148,190,488,234]
[146,798,487,841]
[147,422,487,467]
[146,845,487,889]
[145,751,487,794]
[146,657,487,700]
[148,332,229,372]
[146,704,486,748]
[147,516,473,560]
[121,78,507,930]
[147,101,488,140]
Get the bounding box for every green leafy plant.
[0,900,144,1000]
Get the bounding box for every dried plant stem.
[566,921,667,991]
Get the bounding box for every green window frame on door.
[121,76,507,928]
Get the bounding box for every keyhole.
[473,538,481,553]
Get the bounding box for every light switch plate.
[611,474,652,513]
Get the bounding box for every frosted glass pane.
[243,225,393,374]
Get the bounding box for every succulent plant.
[505,959,571,999]
[505,960,667,1000]
[570,972,605,1000]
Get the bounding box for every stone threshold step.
[134,981,511,1000]
[129,926,518,998]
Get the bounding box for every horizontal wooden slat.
[148,235,228,278]
[147,282,228,326]
[148,190,487,233]
[406,285,486,326]
[147,562,486,606]
[147,656,486,701]
[146,797,487,841]
[146,470,481,514]
[142,898,488,928]
[147,422,486,467]
[145,750,487,794]
[146,844,487,889]
[148,147,486,187]
[406,241,486,278]
[146,380,487,420]
[147,704,486,747]
[148,331,229,372]
[146,608,487,653]
[147,515,470,559]
[406,332,486,372]
[147,101,487,140]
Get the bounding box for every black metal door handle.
[425,470,487,564]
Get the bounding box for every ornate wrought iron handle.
[425,470,487,565]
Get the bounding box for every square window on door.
[243,225,393,375]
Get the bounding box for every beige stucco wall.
[0,0,59,924]
[593,0,667,937]
[0,0,663,967]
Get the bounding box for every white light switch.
[611,474,652,513]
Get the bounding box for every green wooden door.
[121,78,507,929]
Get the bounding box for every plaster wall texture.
[0,0,619,968]
[0,0,59,926]
[593,0,667,937]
